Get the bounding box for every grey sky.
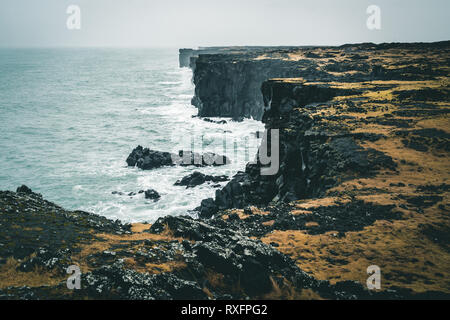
[0,0,448,47]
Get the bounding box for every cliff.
[198,42,450,295]
[180,46,268,69]
[187,42,449,120]
[192,53,300,120]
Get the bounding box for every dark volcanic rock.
[81,260,207,300]
[144,189,161,201]
[127,146,230,170]
[328,137,397,173]
[394,88,450,102]
[395,129,450,152]
[185,42,450,120]
[126,146,173,169]
[271,201,402,235]
[1,189,447,300]
[149,215,226,242]
[126,146,145,168]
[196,198,219,218]
[197,200,403,239]
[421,224,450,252]
[213,170,270,210]
[18,247,70,274]
[198,81,397,214]
[188,43,445,120]
[175,171,229,188]
[202,118,228,124]
[192,55,301,120]
[149,215,317,296]
[16,185,34,195]
[400,195,443,208]
[177,150,231,167]
[147,215,437,299]
[175,172,203,188]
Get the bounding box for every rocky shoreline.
[1,42,449,299]
[0,186,446,300]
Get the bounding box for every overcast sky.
[0,0,449,47]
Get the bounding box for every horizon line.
[1,39,449,50]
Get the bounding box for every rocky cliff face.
[197,42,450,212]
[196,42,450,295]
[201,80,397,215]
[192,53,301,120]
[187,42,449,120]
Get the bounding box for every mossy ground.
[248,47,449,294]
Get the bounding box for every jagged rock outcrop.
[2,187,429,300]
[81,260,207,300]
[144,189,161,201]
[174,171,229,188]
[126,146,230,170]
[199,81,397,213]
[16,185,35,195]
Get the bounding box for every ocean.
[0,48,264,222]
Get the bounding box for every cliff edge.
[198,42,450,295]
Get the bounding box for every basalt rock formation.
[206,80,398,213]
[174,171,229,188]
[197,42,450,295]
[186,41,449,120]
[180,46,306,69]
[144,189,161,201]
[126,145,231,170]
[192,54,300,120]
[1,188,444,300]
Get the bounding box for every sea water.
[0,48,264,222]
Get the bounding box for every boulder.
[196,198,219,218]
[126,146,173,170]
[82,260,207,300]
[175,171,229,188]
[16,185,33,194]
[127,146,230,170]
[149,215,314,297]
[144,189,161,201]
